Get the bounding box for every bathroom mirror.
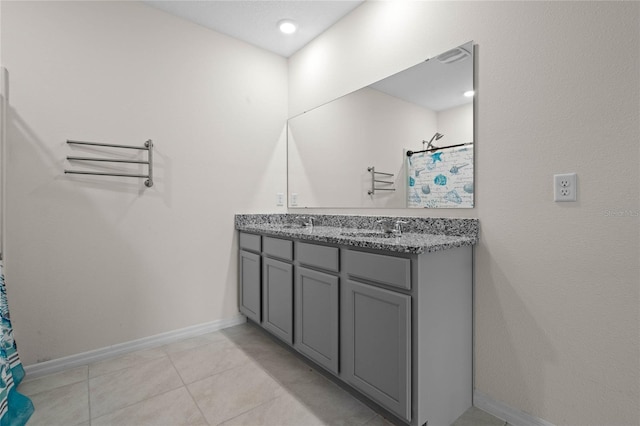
[287,41,474,208]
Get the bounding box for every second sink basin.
[340,231,396,239]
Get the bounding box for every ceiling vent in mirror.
[436,47,471,64]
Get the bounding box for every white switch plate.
[276,193,284,206]
[290,193,298,206]
[554,173,577,202]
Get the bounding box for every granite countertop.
[235,214,478,254]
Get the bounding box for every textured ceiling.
[144,2,472,111]
[144,0,364,58]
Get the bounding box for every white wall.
[289,2,639,426]
[289,87,437,208]
[2,2,639,425]
[1,1,287,365]
[438,103,473,146]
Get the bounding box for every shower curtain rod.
[406,142,473,157]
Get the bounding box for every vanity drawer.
[297,242,339,273]
[239,232,261,253]
[345,250,411,290]
[263,236,293,261]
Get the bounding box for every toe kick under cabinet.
[237,231,473,426]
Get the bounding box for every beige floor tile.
[27,381,89,426]
[203,329,239,342]
[221,392,325,426]
[160,331,228,355]
[91,387,207,426]
[169,338,251,384]
[250,348,320,387]
[288,375,377,426]
[451,407,506,426]
[223,327,292,361]
[220,322,261,338]
[362,414,396,426]
[89,357,183,418]
[188,360,284,425]
[89,347,167,378]
[19,365,88,396]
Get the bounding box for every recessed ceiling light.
[464,90,475,98]
[278,19,298,35]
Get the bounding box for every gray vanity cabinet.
[295,266,339,374]
[262,257,293,344]
[295,241,340,374]
[237,228,473,426]
[238,233,261,323]
[262,237,294,345]
[344,278,412,421]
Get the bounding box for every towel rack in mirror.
[65,139,154,187]
[367,166,395,195]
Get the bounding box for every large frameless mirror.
[287,41,474,208]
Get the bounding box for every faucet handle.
[297,216,313,228]
[394,220,409,235]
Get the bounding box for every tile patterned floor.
[18,322,506,426]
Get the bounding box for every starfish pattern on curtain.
[0,262,33,426]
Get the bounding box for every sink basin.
[340,231,396,238]
[280,223,303,229]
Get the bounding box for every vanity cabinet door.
[295,267,339,374]
[262,257,294,344]
[239,250,261,323]
[344,279,411,422]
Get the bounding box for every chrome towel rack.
[65,139,154,187]
[367,166,395,195]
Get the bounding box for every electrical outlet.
[276,193,284,206]
[554,173,577,202]
[290,193,298,206]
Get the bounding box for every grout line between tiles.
[241,331,381,426]
[211,392,288,426]
[20,366,90,398]
[183,383,211,426]
[165,349,188,387]
[88,383,186,422]
[171,343,257,387]
[165,346,210,425]
[87,349,169,380]
[88,356,184,421]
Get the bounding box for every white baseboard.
[23,314,246,380]
[474,390,556,426]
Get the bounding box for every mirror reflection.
[287,41,474,208]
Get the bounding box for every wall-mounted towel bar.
[367,166,395,195]
[65,139,154,187]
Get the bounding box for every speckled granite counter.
[235,214,478,254]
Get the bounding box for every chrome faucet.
[394,220,408,236]
[375,219,408,236]
[295,216,314,230]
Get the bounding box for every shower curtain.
[406,145,474,208]
[0,262,33,426]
